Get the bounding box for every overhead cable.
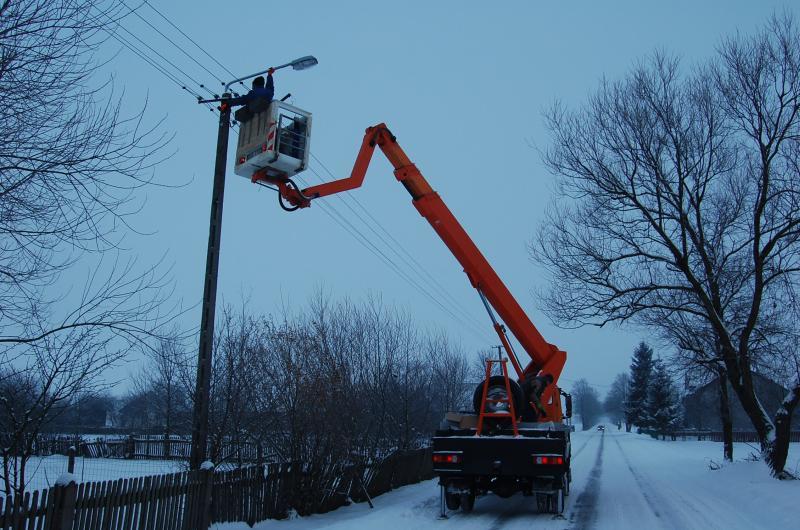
[97,8,216,98]
[293,173,494,345]
[308,153,492,333]
[121,0,228,89]
[142,1,247,89]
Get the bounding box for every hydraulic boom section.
[255,124,567,421]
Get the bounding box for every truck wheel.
[460,491,475,513]
[535,492,549,512]
[554,488,565,514]
[472,376,524,415]
[563,472,570,497]
[445,492,461,510]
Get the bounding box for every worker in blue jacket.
[233,68,274,122]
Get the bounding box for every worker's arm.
[228,92,250,106]
[265,71,275,101]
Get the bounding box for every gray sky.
[96,0,799,394]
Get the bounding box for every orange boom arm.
[255,124,567,421]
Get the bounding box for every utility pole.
[188,55,316,469]
[493,345,503,361]
[190,96,232,469]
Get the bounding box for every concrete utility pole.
[190,96,231,470]
[189,55,317,469]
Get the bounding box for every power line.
[308,153,491,332]
[142,1,247,89]
[97,8,216,98]
[121,0,228,89]
[292,174,494,345]
[103,25,200,99]
[91,6,223,118]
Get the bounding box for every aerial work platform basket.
[233,100,312,181]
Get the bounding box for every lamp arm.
[224,64,290,92]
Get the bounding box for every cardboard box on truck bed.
[445,412,478,429]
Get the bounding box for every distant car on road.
[597,425,605,432]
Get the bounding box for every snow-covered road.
[216,429,799,530]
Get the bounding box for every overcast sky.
[95,0,800,394]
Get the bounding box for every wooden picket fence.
[34,435,270,464]
[0,448,434,529]
[0,469,212,530]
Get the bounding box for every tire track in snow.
[611,436,664,520]
[484,501,532,530]
[612,437,760,530]
[570,432,595,461]
[569,431,604,530]
[612,436,711,529]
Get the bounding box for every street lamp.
[224,55,319,92]
[189,56,318,470]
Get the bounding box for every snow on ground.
[19,455,184,492]
[213,429,799,530]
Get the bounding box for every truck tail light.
[534,456,563,465]
[433,453,462,464]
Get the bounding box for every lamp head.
[291,55,318,71]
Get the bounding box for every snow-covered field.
[19,455,185,492]
[213,429,799,530]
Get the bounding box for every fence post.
[67,446,75,474]
[125,434,135,459]
[198,466,214,529]
[51,480,77,530]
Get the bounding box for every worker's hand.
[267,67,275,75]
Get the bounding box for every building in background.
[683,374,800,431]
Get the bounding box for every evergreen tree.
[624,342,653,431]
[645,359,681,437]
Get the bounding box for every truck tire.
[460,491,475,513]
[535,492,549,513]
[554,488,565,514]
[472,376,524,415]
[445,492,461,510]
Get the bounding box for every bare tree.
[0,0,173,348]
[0,326,129,495]
[237,292,471,466]
[0,0,178,492]
[571,379,602,431]
[536,15,800,476]
[654,313,737,459]
[204,302,263,466]
[132,335,192,451]
[603,372,629,428]
[427,333,472,418]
